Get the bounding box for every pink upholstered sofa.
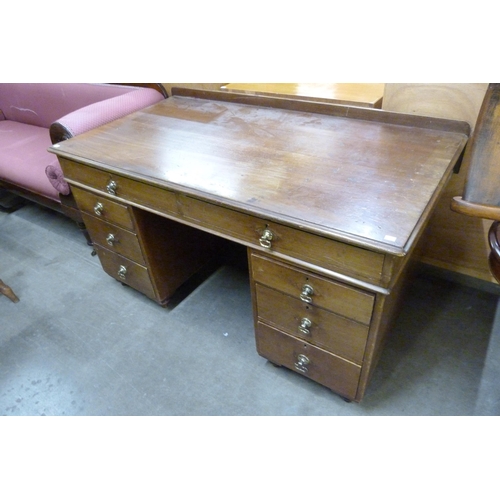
[0,83,166,228]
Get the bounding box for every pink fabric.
[0,83,141,128]
[53,88,164,138]
[0,84,165,202]
[0,121,59,200]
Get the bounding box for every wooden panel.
[80,212,145,265]
[221,83,385,108]
[72,186,135,230]
[255,322,361,401]
[383,84,488,124]
[255,283,370,364]
[131,207,221,303]
[60,159,179,217]
[383,83,495,283]
[162,83,228,97]
[61,158,121,192]
[250,252,374,325]
[94,246,156,300]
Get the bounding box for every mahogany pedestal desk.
[50,88,469,402]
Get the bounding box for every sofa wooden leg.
[0,190,25,213]
[0,279,20,303]
[75,221,93,246]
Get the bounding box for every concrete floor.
[1,201,499,415]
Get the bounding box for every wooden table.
[50,88,469,402]
[221,83,385,108]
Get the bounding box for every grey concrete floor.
[1,202,499,415]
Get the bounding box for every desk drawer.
[179,195,385,285]
[256,322,361,400]
[81,212,146,265]
[60,159,179,216]
[72,186,135,230]
[255,283,369,364]
[94,245,156,300]
[250,252,374,325]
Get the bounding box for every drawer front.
[256,322,361,400]
[250,252,374,325]
[72,186,135,231]
[255,283,369,365]
[179,195,385,285]
[81,212,146,265]
[94,245,156,300]
[60,159,179,216]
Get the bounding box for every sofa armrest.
[49,87,165,144]
[45,158,70,195]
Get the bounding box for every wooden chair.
[451,83,500,282]
[0,279,19,302]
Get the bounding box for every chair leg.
[0,279,20,303]
[489,221,500,283]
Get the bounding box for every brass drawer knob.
[106,233,116,246]
[259,228,274,249]
[117,265,127,280]
[94,202,104,216]
[298,318,312,335]
[106,180,117,196]
[294,354,310,373]
[300,284,314,303]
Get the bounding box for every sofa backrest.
[0,83,152,128]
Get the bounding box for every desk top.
[51,89,469,255]
[221,83,386,108]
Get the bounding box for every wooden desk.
[50,88,469,402]
[221,83,385,108]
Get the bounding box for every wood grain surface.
[221,83,385,108]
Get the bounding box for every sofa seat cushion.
[0,121,59,201]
